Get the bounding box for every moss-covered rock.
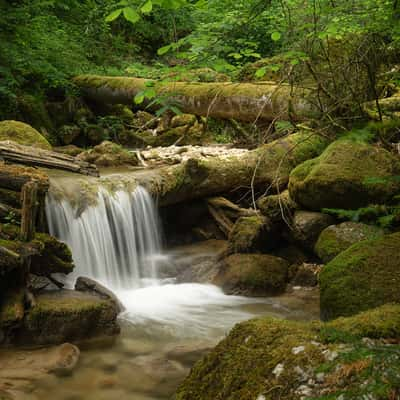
[213,253,289,296]
[77,141,138,167]
[314,221,385,263]
[257,190,297,222]
[0,120,51,149]
[289,140,400,210]
[228,215,273,253]
[53,144,83,157]
[320,232,400,320]
[18,290,120,345]
[175,304,400,400]
[30,233,74,276]
[287,211,334,251]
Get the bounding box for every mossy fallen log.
[142,132,328,205]
[73,75,320,122]
[0,141,99,177]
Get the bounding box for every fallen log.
[74,75,320,122]
[140,131,328,206]
[0,141,99,177]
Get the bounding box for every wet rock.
[291,263,321,287]
[213,253,289,296]
[16,290,120,345]
[53,145,83,157]
[75,277,125,313]
[164,340,214,367]
[288,211,334,251]
[314,221,384,263]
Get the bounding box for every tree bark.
[74,75,320,123]
[20,181,38,242]
[0,141,99,177]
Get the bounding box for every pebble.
[272,363,284,378]
[292,345,305,355]
[315,372,325,383]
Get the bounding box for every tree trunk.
[74,75,320,122]
[139,132,328,206]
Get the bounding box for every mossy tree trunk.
[73,75,321,122]
[141,132,328,206]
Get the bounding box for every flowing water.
[36,180,319,400]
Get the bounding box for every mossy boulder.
[77,141,138,167]
[257,190,297,222]
[0,120,51,149]
[30,233,74,276]
[228,215,274,253]
[18,290,120,345]
[320,232,400,320]
[213,253,289,296]
[289,140,400,210]
[175,304,400,400]
[314,221,385,263]
[53,144,83,157]
[287,211,335,251]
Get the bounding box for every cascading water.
[46,185,163,289]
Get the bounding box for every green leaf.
[105,9,122,22]
[255,67,267,78]
[134,92,145,104]
[157,45,172,55]
[271,32,281,41]
[141,1,153,14]
[144,88,156,99]
[123,7,140,24]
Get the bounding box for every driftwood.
[74,75,320,122]
[0,141,99,177]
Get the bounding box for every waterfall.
[45,186,163,289]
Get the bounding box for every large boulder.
[175,304,400,400]
[314,221,385,263]
[320,232,400,320]
[228,215,274,253]
[0,120,51,149]
[289,140,400,210]
[213,253,289,296]
[287,211,335,251]
[16,290,120,345]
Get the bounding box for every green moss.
[176,305,400,400]
[228,215,269,253]
[314,222,384,263]
[289,140,400,210]
[323,304,400,340]
[0,120,51,149]
[17,94,54,133]
[257,190,297,222]
[319,232,400,320]
[214,253,289,296]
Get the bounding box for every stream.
[27,171,320,400]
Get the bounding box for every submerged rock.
[16,289,120,345]
[213,253,289,296]
[320,232,400,320]
[0,120,51,149]
[175,304,400,400]
[289,140,400,210]
[314,221,385,263]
